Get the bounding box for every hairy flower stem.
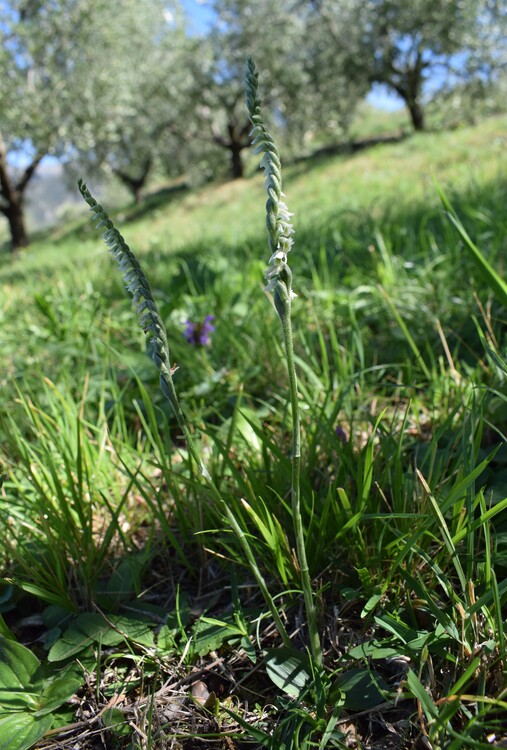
[245,57,323,667]
[277,290,323,668]
[79,179,291,649]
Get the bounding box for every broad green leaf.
[0,638,40,709]
[48,613,154,662]
[0,617,15,642]
[330,669,389,710]
[98,554,148,607]
[263,647,312,698]
[101,707,130,737]
[13,583,71,609]
[0,712,53,750]
[348,641,402,660]
[48,614,123,661]
[374,613,421,644]
[0,639,81,718]
[192,616,244,657]
[110,616,155,649]
[156,624,177,653]
[33,668,83,717]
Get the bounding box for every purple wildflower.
[335,425,348,444]
[184,315,215,346]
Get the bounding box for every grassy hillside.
[0,114,506,749]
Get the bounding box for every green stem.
[277,287,323,667]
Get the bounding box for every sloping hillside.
[0,113,506,750]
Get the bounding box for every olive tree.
[305,0,498,132]
[67,3,194,204]
[0,0,93,249]
[0,0,184,248]
[188,0,366,179]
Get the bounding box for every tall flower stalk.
[244,57,323,668]
[78,179,291,648]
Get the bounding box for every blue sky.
[367,84,404,111]
[181,0,216,35]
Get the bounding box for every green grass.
[0,113,506,750]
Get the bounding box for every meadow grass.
[0,110,506,749]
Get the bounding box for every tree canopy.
[303,0,498,131]
[0,0,185,247]
[0,0,505,249]
[0,0,96,247]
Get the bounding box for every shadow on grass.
[287,131,411,179]
[123,181,190,223]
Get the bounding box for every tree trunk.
[391,84,426,132]
[229,142,244,179]
[211,120,249,180]
[388,50,427,133]
[114,172,146,205]
[113,158,152,205]
[406,98,425,131]
[4,200,30,250]
[0,139,42,251]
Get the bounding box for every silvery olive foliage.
[64,1,193,203]
[204,0,366,161]
[0,0,186,245]
[299,0,504,132]
[0,0,100,248]
[2,0,505,248]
